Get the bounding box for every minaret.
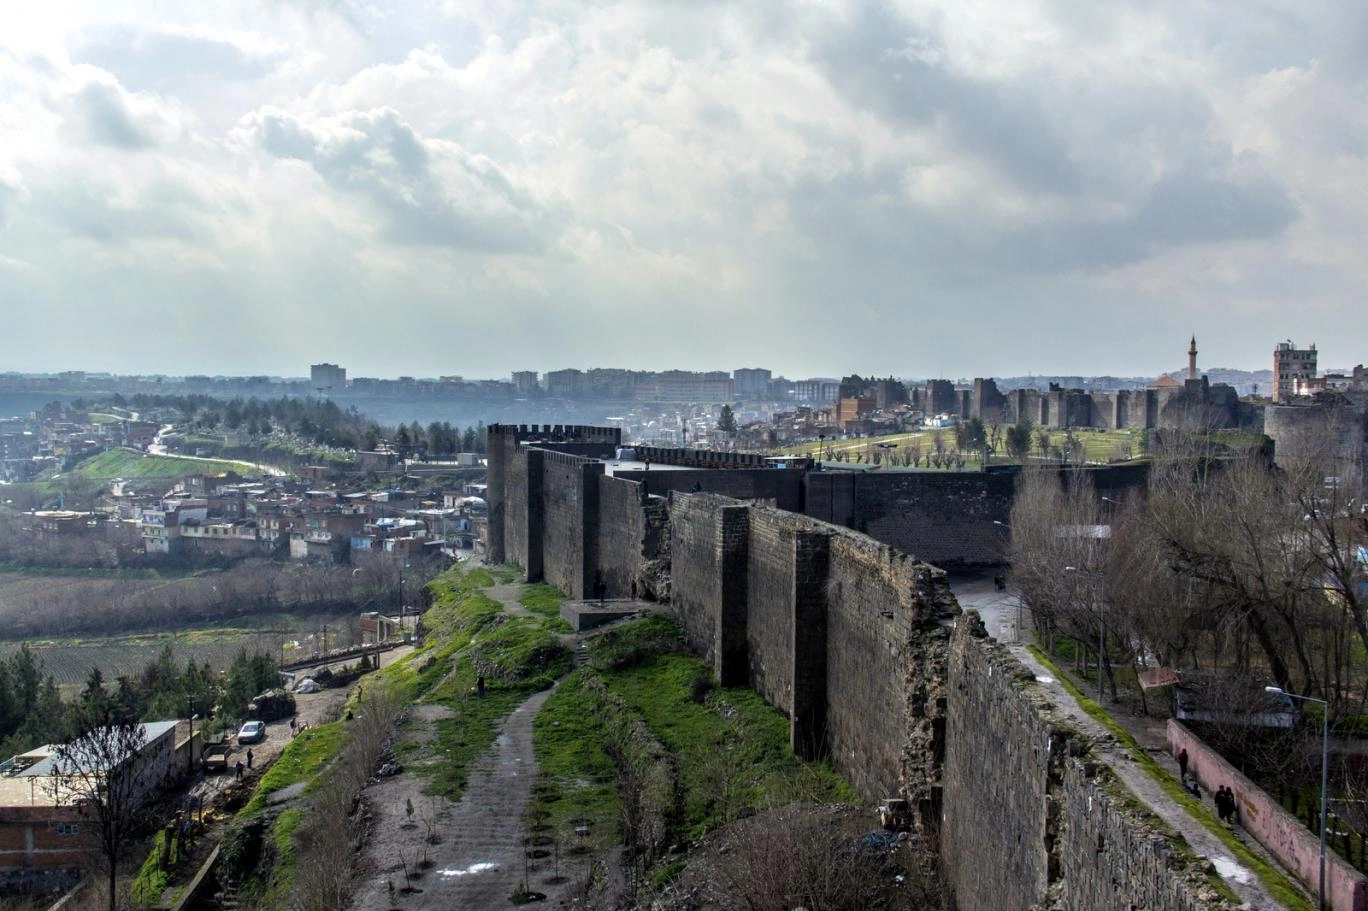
[1188,335,1198,381]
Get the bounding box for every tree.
[1006,420,1034,460]
[50,698,153,911]
[718,405,738,433]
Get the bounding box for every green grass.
[57,448,258,479]
[130,831,175,906]
[529,616,856,861]
[241,722,349,816]
[531,673,621,845]
[264,808,303,897]
[1027,646,1313,911]
[520,582,573,632]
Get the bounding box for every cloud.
[242,105,557,253]
[0,0,1364,378]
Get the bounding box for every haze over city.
[3,2,1367,378]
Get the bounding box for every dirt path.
[953,576,1301,910]
[349,688,556,910]
[350,578,582,910]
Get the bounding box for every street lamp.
[1065,566,1106,704]
[1267,685,1330,911]
[992,521,1023,641]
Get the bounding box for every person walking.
[246,749,254,770]
[235,760,244,780]
[1177,747,1189,781]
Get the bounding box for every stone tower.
[1187,335,1198,381]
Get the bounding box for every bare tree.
[48,703,154,911]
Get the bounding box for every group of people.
[1177,747,1239,825]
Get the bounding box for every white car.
[237,720,266,745]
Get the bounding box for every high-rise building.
[309,363,346,392]
[733,368,773,399]
[511,371,539,394]
[1273,341,1317,403]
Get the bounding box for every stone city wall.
[944,617,1226,911]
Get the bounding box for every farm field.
[0,615,360,695]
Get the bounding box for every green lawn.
[59,448,259,479]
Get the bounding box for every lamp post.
[1065,566,1105,704]
[1267,685,1330,911]
[992,520,1022,641]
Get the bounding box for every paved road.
[950,575,1298,910]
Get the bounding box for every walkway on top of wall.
[953,575,1305,911]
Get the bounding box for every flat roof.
[603,460,695,477]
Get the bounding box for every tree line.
[0,643,280,759]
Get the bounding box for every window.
[55,822,80,836]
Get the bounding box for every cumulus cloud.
[0,1,1363,377]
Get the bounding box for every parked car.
[237,720,266,745]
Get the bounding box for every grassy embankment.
[62,448,258,479]
[530,615,856,892]
[1028,645,1314,911]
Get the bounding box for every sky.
[1,1,1366,381]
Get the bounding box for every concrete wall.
[1168,720,1368,911]
[944,617,1224,911]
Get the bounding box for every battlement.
[632,446,812,471]
[488,423,622,445]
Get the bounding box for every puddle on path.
[1210,856,1252,884]
[438,862,499,878]
[1035,675,1055,683]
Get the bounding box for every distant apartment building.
[543,368,585,397]
[309,363,347,393]
[792,379,839,404]
[733,368,773,399]
[511,371,539,394]
[1273,341,1317,403]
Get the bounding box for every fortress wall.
[667,494,749,683]
[614,468,805,511]
[743,507,804,722]
[593,475,666,599]
[823,531,945,801]
[805,472,1016,568]
[945,617,1221,911]
[538,450,602,599]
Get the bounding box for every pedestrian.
[476,675,486,698]
[235,760,244,780]
[1177,747,1189,781]
[246,749,254,770]
[289,716,297,736]
[1187,780,1201,800]
[630,579,637,601]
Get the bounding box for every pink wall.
[1168,720,1368,911]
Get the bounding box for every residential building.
[308,363,347,392]
[1273,341,1317,403]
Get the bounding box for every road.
[149,425,287,476]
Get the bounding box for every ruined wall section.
[823,530,950,802]
[594,475,668,600]
[667,494,749,684]
[944,616,1224,911]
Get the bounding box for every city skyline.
[3,3,1368,378]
